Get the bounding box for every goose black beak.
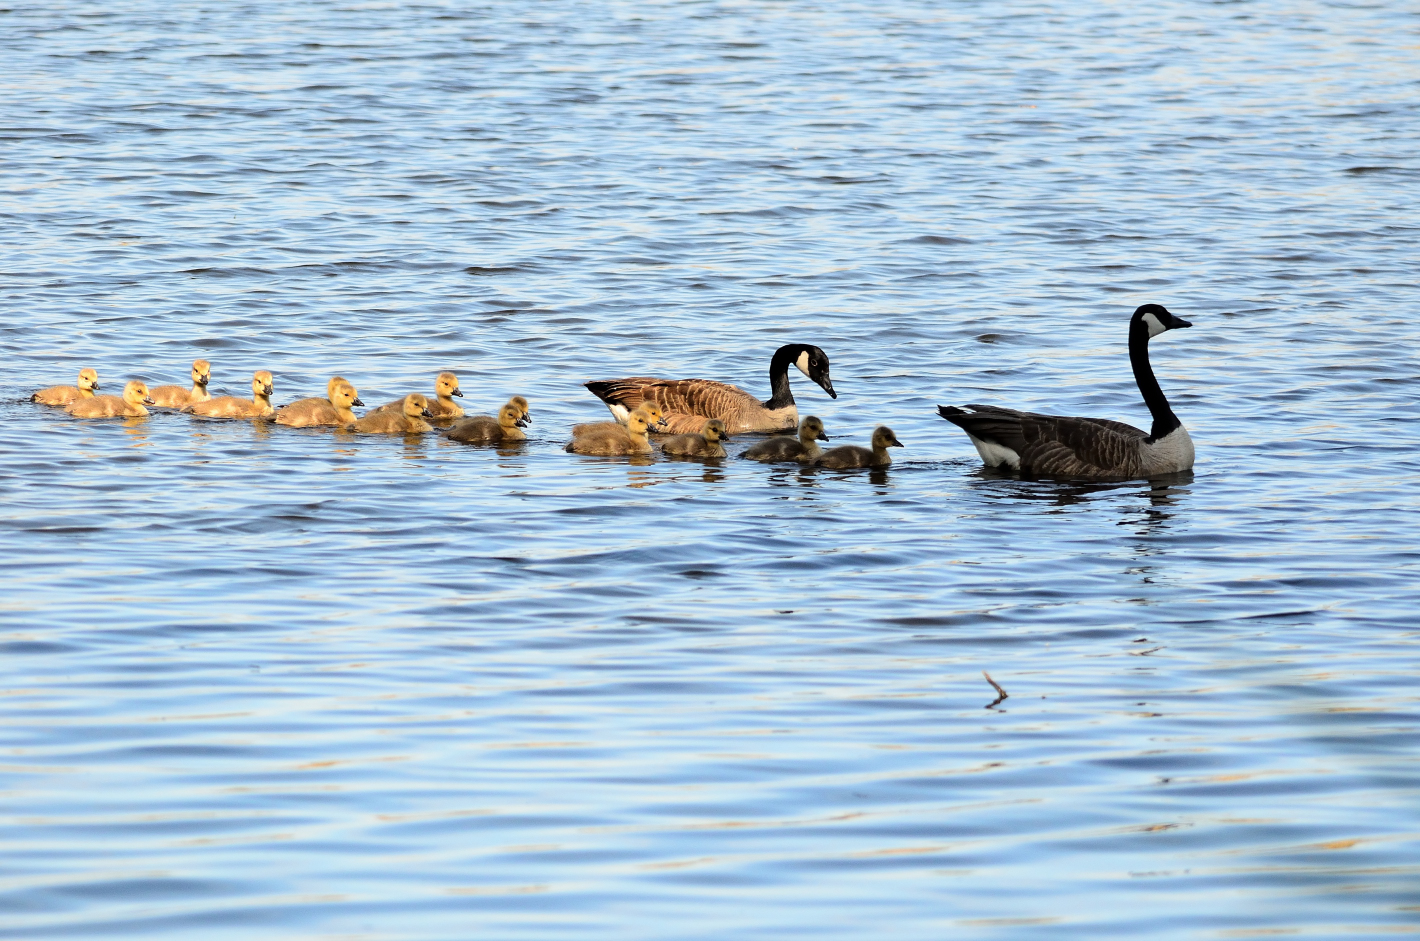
[421,408,432,418]
[198,377,210,385]
[516,417,529,427]
[1172,316,1192,329]
[523,412,532,424]
[818,433,830,441]
[818,376,837,399]
[92,383,101,391]
[452,389,463,397]
[263,385,273,395]
[352,397,365,407]
[143,396,155,405]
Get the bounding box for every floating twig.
[983,671,1008,709]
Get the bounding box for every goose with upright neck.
[583,343,837,435]
[937,303,1194,479]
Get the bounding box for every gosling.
[275,378,364,427]
[509,395,532,425]
[813,426,903,469]
[65,380,154,418]
[32,368,100,406]
[660,419,729,458]
[347,393,433,434]
[369,372,465,420]
[184,371,275,419]
[149,359,212,408]
[446,401,527,444]
[566,408,653,456]
[743,416,829,463]
[572,402,665,437]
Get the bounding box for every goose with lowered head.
[937,303,1194,479]
[584,343,836,435]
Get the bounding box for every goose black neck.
[764,345,801,410]
[1129,322,1179,439]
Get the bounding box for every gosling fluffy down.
[33,368,100,406]
[348,394,433,434]
[275,378,364,427]
[369,371,465,420]
[185,371,275,419]
[742,416,829,463]
[446,401,528,444]
[149,359,212,409]
[814,426,903,469]
[566,408,654,456]
[659,419,729,458]
[571,402,665,438]
[65,380,154,418]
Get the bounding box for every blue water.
[3,2,1419,937]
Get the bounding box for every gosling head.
[626,409,652,436]
[332,383,362,411]
[800,416,828,441]
[78,368,100,392]
[253,370,274,397]
[1133,303,1191,339]
[436,372,462,398]
[192,359,211,386]
[872,426,904,449]
[404,393,432,419]
[124,380,155,406]
[509,395,531,424]
[498,403,522,428]
[327,376,349,399]
[636,402,667,431]
[701,419,728,443]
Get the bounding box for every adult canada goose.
[275,380,363,427]
[572,402,666,437]
[32,368,100,406]
[566,408,654,456]
[369,372,465,420]
[937,303,1194,479]
[814,426,903,469]
[184,371,275,419]
[584,343,837,435]
[149,359,212,408]
[348,394,433,434]
[660,419,729,458]
[446,401,528,444]
[65,380,154,418]
[742,416,829,463]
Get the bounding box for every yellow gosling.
[566,408,653,456]
[446,402,527,444]
[348,394,434,434]
[185,371,275,419]
[32,368,100,406]
[572,401,665,438]
[275,379,364,427]
[660,418,729,458]
[149,359,212,408]
[66,380,154,418]
[369,371,465,420]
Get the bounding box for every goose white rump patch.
[966,433,1021,469]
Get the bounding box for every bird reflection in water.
[120,416,151,448]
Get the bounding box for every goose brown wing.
[586,378,758,421]
[1015,413,1149,477]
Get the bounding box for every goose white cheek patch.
[795,351,811,376]
[1142,312,1167,337]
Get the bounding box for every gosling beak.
[263,384,273,395]
[523,411,532,424]
[143,396,155,405]
[198,376,209,385]
[92,383,101,391]
[516,417,529,427]
[817,432,830,441]
[422,408,433,418]
[352,397,365,407]
[891,439,904,448]
[452,389,463,397]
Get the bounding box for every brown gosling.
[814,426,903,469]
[572,401,665,438]
[369,371,465,420]
[446,402,527,444]
[32,368,100,406]
[66,380,154,418]
[149,359,212,408]
[660,418,729,458]
[566,408,653,456]
[742,416,829,463]
[275,378,364,427]
[348,393,433,434]
[185,371,275,419]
